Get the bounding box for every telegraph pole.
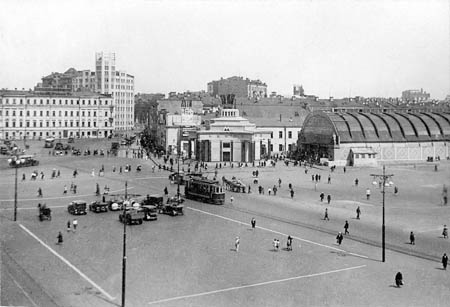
[121,181,128,307]
[370,165,394,262]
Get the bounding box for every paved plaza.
[1,139,450,306]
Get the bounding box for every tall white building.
[95,52,135,132]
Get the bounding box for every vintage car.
[139,205,158,221]
[168,172,186,185]
[142,194,164,207]
[68,137,75,143]
[108,199,124,211]
[55,142,71,151]
[89,201,109,213]
[38,204,51,221]
[68,200,87,215]
[8,155,39,168]
[160,196,184,216]
[119,208,145,225]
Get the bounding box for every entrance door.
[222,152,231,162]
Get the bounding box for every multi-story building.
[95,52,135,132]
[35,52,135,133]
[207,76,268,101]
[0,89,114,140]
[402,89,430,102]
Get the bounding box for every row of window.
[270,131,294,139]
[3,120,108,128]
[0,98,110,106]
[0,110,108,117]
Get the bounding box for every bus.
[185,177,225,205]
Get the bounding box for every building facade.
[402,89,431,102]
[207,76,267,99]
[0,90,114,140]
[35,52,135,132]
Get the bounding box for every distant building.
[293,84,305,96]
[207,76,268,103]
[35,52,135,132]
[134,93,165,129]
[402,89,430,102]
[0,89,114,140]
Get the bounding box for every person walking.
[324,208,329,221]
[63,185,67,195]
[22,173,26,181]
[355,178,359,187]
[164,186,168,196]
[235,236,240,252]
[290,189,294,199]
[442,253,448,270]
[366,188,371,200]
[72,219,78,232]
[251,218,256,229]
[37,187,43,197]
[320,192,325,202]
[356,206,361,219]
[278,178,282,188]
[336,232,343,245]
[394,186,398,195]
[395,272,403,287]
[344,220,349,235]
[67,220,71,232]
[410,231,415,245]
[443,225,448,239]
[273,186,277,196]
[230,196,234,204]
[327,194,331,204]
[328,175,331,184]
[287,235,293,251]
[57,232,63,245]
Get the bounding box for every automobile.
[55,142,71,151]
[44,138,55,148]
[169,172,185,185]
[68,137,75,143]
[0,145,9,155]
[68,200,87,215]
[119,208,145,225]
[89,201,109,213]
[72,148,81,156]
[8,155,39,168]
[38,204,51,221]
[160,196,184,216]
[142,194,164,207]
[139,205,158,221]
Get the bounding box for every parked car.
[139,205,158,221]
[108,199,124,211]
[160,196,184,216]
[119,208,145,225]
[68,200,87,215]
[89,201,109,213]
[55,142,71,151]
[169,172,185,185]
[68,137,75,143]
[8,155,39,168]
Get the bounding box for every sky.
[0,0,449,99]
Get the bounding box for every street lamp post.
[8,155,22,221]
[370,165,394,263]
[121,181,128,307]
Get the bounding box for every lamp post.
[8,155,22,221]
[121,181,128,307]
[370,165,394,262]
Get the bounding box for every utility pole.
[121,181,128,307]
[370,165,394,263]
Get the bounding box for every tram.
[185,177,225,205]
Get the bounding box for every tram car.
[185,177,225,205]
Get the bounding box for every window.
[33,121,37,127]
[52,121,56,127]
[88,122,91,127]
[288,131,292,139]
[46,111,49,116]
[52,111,55,116]
[279,131,283,138]
[5,110,8,116]
[59,111,62,116]
[70,111,73,116]
[82,122,85,127]
[279,144,283,151]
[82,111,85,116]
[223,142,231,148]
[93,122,96,127]
[39,122,43,127]
[65,111,68,116]
[40,111,43,116]
[93,111,96,117]
[12,110,16,116]
[5,121,8,127]
[270,144,273,151]
[270,132,273,138]
[46,121,49,127]
[19,111,22,116]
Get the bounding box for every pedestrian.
[336,232,343,245]
[356,206,361,219]
[230,196,234,204]
[91,168,95,177]
[366,188,371,200]
[328,175,331,184]
[344,220,349,235]
[273,186,277,196]
[73,184,77,194]
[57,169,60,177]
[320,192,325,202]
[443,225,448,239]
[290,189,294,199]
[37,187,43,197]
[40,171,45,180]
[268,188,272,195]
[119,166,122,174]
[67,220,71,232]
[324,208,329,221]
[327,194,331,204]
[22,173,26,181]
[355,178,359,186]
[73,169,77,178]
[287,235,293,251]
[410,231,415,245]
[275,239,280,251]
[394,186,398,195]
[251,218,256,229]
[343,166,346,173]
[63,185,67,195]
[235,236,240,252]
[164,186,168,196]
[96,183,100,196]
[395,272,403,287]
[73,219,78,232]
[57,232,63,244]
[152,165,155,173]
[443,253,448,270]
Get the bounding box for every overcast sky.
[0,0,448,99]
